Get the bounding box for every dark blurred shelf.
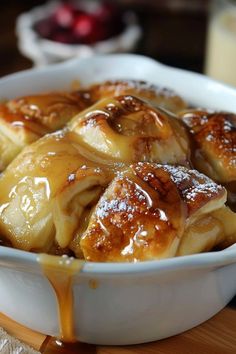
[0,0,208,77]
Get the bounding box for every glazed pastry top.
[0,80,235,261]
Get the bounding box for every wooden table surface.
[0,299,235,354]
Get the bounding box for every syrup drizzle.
[38,254,97,354]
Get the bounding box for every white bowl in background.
[16,1,142,67]
[0,54,235,345]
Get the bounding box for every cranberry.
[35,1,124,45]
[73,14,105,44]
[53,3,74,28]
[34,17,57,39]
[73,14,93,37]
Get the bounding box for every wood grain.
[0,305,235,354]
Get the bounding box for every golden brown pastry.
[79,163,235,262]
[69,95,189,165]
[0,91,91,171]
[0,130,113,252]
[87,80,187,113]
[0,81,234,262]
[178,109,236,210]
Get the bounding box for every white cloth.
[0,327,39,354]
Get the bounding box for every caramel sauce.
[69,95,188,165]
[40,337,96,354]
[38,254,96,353]
[80,163,186,262]
[179,110,236,183]
[0,104,47,136]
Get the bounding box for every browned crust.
[0,104,47,136]
[3,91,91,133]
[160,164,225,217]
[88,79,187,112]
[80,163,186,262]
[179,110,236,182]
[83,95,171,136]
[80,163,226,262]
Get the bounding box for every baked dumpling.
[78,163,235,262]
[87,80,187,113]
[179,109,236,210]
[0,130,113,252]
[0,91,91,171]
[69,95,189,165]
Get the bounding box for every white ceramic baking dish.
[0,54,235,345]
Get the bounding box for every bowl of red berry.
[16,0,141,66]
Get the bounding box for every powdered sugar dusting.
[181,111,236,178]
[158,164,225,215]
[97,198,135,219]
[99,79,180,99]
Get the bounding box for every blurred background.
[0,0,236,86]
[0,0,209,76]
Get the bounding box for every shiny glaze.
[160,164,226,217]
[7,91,91,131]
[80,163,228,262]
[0,103,47,138]
[179,110,236,183]
[40,338,96,354]
[82,164,181,262]
[0,91,91,171]
[69,95,189,165]
[0,130,114,252]
[88,79,187,113]
[39,254,83,342]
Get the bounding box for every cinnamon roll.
[0,130,113,252]
[69,95,189,166]
[179,109,236,210]
[79,163,235,262]
[0,91,91,171]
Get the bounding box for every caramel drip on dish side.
[38,254,96,353]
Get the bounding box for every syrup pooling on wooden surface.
[40,337,96,354]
